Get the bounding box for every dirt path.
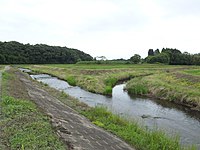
[17,71,135,150]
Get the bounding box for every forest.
[0,41,93,64]
[0,41,199,65]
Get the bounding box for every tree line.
[145,48,200,65]
[0,41,93,64]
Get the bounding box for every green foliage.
[146,48,200,65]
[82,106,192,150]
[130,54,141,64]
[148,49,154,56]
[0,41,93,64]
[146,53,170,64]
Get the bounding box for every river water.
[28,73,200,148]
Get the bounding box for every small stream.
[20,69,200,148]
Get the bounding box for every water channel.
[20,68,200,148]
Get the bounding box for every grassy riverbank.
[20,64,185,95]
[126,70,200,110]
[39,79,196,150]
[0,69,66,149]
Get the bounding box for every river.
[21,70,200,148]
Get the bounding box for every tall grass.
[126,77,149,95]
[126,73,200,109]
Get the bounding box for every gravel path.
[18,71,135,150]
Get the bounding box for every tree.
[146,53,170,64]
[130,54,141,64]
[154,49,160,55]
[148,49,154,56]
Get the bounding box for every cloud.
[0,0,199,59]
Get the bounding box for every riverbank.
[20,64,188,95]
[126,70,200,111]
[0,67,66,149]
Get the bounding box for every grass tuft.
[126,78,149,95]
[66,76,76,86]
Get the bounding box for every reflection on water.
[30,74,200,148]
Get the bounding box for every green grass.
[81,106,195,150]
[66,75,76,86]
[184,69,200,76]
[0,70,66,149]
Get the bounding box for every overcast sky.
[0,0,200,59]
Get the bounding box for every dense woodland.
[0,41,93,64]
[145,48,200,65]
[0,41,199,65]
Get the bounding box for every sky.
[0,0,200,59]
